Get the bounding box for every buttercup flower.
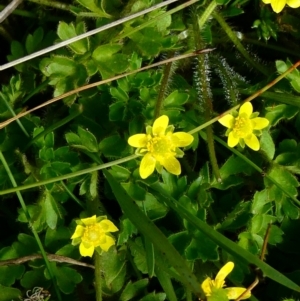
[201,262,251,300]
[262,0,300,13]
[71,215,118,257]
[218,102,269,151]
[128,115,194,179]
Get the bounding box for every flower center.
[83,224,103,245]
[233,114,253,138]
[146,135,175,158]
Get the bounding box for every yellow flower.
[262,0,300,13]
[218,102,269,151]
[71,215,118,257]
[201,262,251,300]
[128,115,194,179]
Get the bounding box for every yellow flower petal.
[71,225,85,239]
[262,0,271,3]
[201,277,213,296]
[152,115,169,136]
[251,117,269,130]
[81,215,97,226]
[99,235,115,251]
[99,220,119,232]
[218,114,235,129]
[161,156,181,175]
[140,153,156,179]
[239,102,252,117]
[287,0,300,7]
[228,132,239,147]
[79,242,94,257]
[171,132,194,147]
[271,0,286,12]
[128,134,147,148]
[225,287,251,300]
[244,134,260,151]
[215,262,234,288]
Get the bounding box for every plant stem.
[0,154,138,195]
[212,11,270,76]
[0,151,62,301]
[198,0,218,29]
[27,0,70,10]
[154,52,175,119]
[60,181,85,208]
[192,11,221,182]
[94,252,102,301]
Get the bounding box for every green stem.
[60,181,85,208]
[154,52,175,119]
[0,93,29,137]
[27,0,71,10]
[198,0,218,29]
[186,289,192,301]
[192,12,221,182]
[0,154,137,195]
[212,11,270,76]
[242,36,300,57]
[0,151,62,301]
[25,104,83,150]
[0,5,36,18]
[94,252,102,301]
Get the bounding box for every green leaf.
[99,135,127,157]
[110,87,129,102]
[0,285,21,301]
[265,104,299,126]
[120,279,149,301]
[57,21,89,54]
[186,232,219,261]
[117,218,138,245]
[101,247,127,294]
[164,90,189,108]
[265,165,298,199]
[55,266,83,294]
[76,0,111,18]
[25,27,44,54]
[21,267,49,289]
[0,265,25,286]
[78,127,98,152]
[260,131,275,160]
[44,132,54,148]
[140,292,166,301]
[45,226,71,249]
[44,191,64,229]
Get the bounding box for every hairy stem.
[198,0,218,29]
[213,11,270,76]
[192,11,221,182]
[154,52,175,119]
[95,253,102,301]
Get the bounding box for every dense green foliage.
[0,0,300,300]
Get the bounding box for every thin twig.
[0,0,181,71]
[234,224,272,301]
[0,0,23,23]
[0,49,214,130]
[0,254,94,269]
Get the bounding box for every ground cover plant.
[0,0,300,300]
